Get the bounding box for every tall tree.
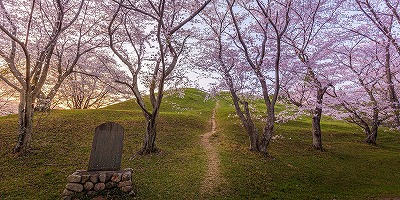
[227,0,291,156]
[283,0,343,150]
[195,0,260,151]
[108,0,212,154]
[35,1,107,112]
[0,0,85,154]
[330,39,391,144]
[352,0,400,130]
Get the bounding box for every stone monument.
[88,122,124,171]
[62,122,134,199]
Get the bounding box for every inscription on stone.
[88,122,124,171]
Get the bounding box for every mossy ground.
[1,88,399,199]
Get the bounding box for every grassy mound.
[214,94,400,199]
[0,88,215,199]
[1,88,400,199]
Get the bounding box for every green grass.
[1,88,400,199]
[0,88,215,200]
[215,94,400,200]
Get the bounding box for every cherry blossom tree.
[108,0,212,154]
[193,0,261,151]
[226,0,291,156]
[57,54,129,109]
[330,39,393,144]
[35,1,108,112]
[282,0,343,150]
[0,0,85,154]
[348,0,400,130]
[355,0,400,55]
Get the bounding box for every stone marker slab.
[88,122,124,171]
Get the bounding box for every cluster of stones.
[62,168,133,199]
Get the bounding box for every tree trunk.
[312,107,323,150]
[247,125,259,151]
[35,97,52,112]
[366,107,379,145]
[241,101,259,151]
[35,78,64,112]
[259,107,274,156]
[13,92,34,154]
[365,123,378,145]
[312,90,324,151]
[140,115,158,154]
[237,102,259,151]
[226,76,259,151]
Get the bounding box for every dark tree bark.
[312,104,323,150]
[365,104,379,145]
[259,107,274,155]
[224,69,259,151]
[311,87,328,151]
[14,92,34,153]
[365,123,378,145]
[229,89,259,151]
[140,114,159,154]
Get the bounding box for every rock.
[66,183,84,192]
[90,174,99,183]
[87,122,124,171]
[62,189,74,196]
[84,181,94,191]
[124,168,133,173]
[67,174,81,183]
[81,174,90,183]
[62,196,72,200]
[87,190,97,196]
[121,186,132,192]
[106,181,117,189]
[129,190,136,196]
[111,173,121,182]
[118,180,132,187]
[107,172,112,181]
[99,173,107,182]
[94,182,106,191]
[121,171,131,181]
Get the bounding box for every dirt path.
[200,103,223,196]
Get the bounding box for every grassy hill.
[215,94,400,199]
[1,88,400,199]
[0,88,215,199]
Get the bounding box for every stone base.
[63,168,133,199]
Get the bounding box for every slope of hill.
[215,94,400,199]
[1,88,400,199]
[0,88,215,199]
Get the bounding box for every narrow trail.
[200,102,223,196]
